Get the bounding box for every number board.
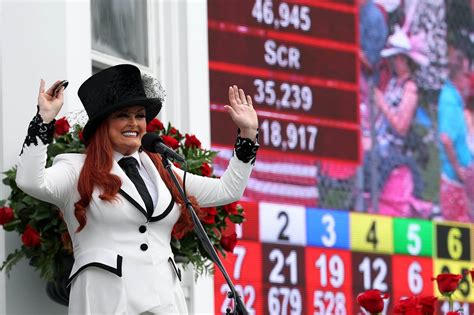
[208,0,474,313]
[214,202,474,314]
[305,247,352,315]
[306,208,350,249]
[393,218,433,257]
[391,256,434,303]
[351,252,392,314]
[208,0,360,163]
[435,222,471,261]
[259,202,306,245]
[211,110,359,161]
[350,213,394,254]
[262,244,306,315]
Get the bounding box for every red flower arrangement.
[162,135,180,149]
[0,207,14,225]
[220,232,237,253]
[21,225,41,247]
[54,117,70,136]
[200,163,212,177]
[357,289,389,314]
[432,273,463,296]
[146,118,164,132]
[185,133,201,148]
[431,273,464,313]
[393,295,437,315]
[1,116,246,281]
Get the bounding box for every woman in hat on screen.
[15,64,259,314]
[366,24,432,218]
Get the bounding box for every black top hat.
[78,64,162,142]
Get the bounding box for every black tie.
[118,157,154,217]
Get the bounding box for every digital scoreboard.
[207,1,473,313]
[213,202,474,314]
[208,0,360,163]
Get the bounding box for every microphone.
[142,133,186,163]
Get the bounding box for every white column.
[182,2,215,313]
[0,0,91,313]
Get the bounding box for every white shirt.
[113,150,158,208]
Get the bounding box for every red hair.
[74,122,202,236]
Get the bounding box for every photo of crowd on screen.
[356,0,474,222]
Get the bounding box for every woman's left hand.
[225,85,259,141]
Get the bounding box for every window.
[91,0,149,67]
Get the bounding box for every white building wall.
[0,0,214,313]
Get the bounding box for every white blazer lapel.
[140,152,173,217]
[110,159,148,218]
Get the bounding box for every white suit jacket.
[16,142,253,314]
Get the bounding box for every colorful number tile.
[306,208,350,250]
[262,243,306,287]
[350,213,394,254]
[435,222,471,261]
[391,255,434,303]
[305,247,353,315]
[214,241,264,315]
[351,252,393,314]
[259,202,306,246]
[393,218,433,257]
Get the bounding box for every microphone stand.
[161,155,248,315]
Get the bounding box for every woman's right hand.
[37,79,65,123]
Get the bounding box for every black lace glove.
[234,129,259,165]
[20,112,55,155]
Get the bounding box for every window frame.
[90,0,158,76]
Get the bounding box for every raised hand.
[225,85,259,141]
[37,79,65,122]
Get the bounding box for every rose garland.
[357,270,474,314]
[0,116,244,281]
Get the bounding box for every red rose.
[78,130,84,143]
[21,225,41,247]
[432,273,462,295]
[419,296,437,314]
[0,207,14,225]
[206,207,218,216]
[393,296,419,314]
[220,232,237,253]
[201,214,215,225]
[185,134,201,148]
[201,207,217,225]
[161,135,179,150]
[357,289,389,314]
[54,117,70,136]
[169,127,179,135]
[223,202,239,215]
[146,118,164,132]
[200,163,212,177]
